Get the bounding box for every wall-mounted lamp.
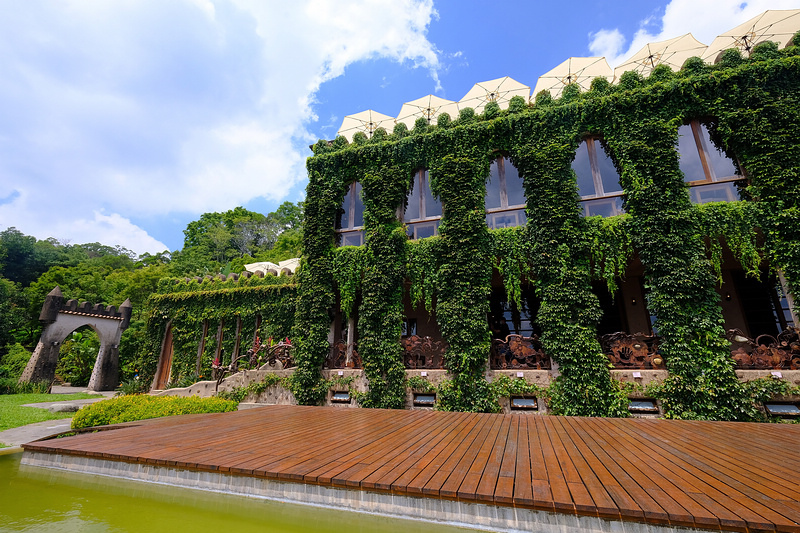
[631,298,637,306]
[725,292,732,301]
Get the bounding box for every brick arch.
[19,287,132,391]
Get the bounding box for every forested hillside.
[0,202,302,388]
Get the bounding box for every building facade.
[292,40,800,420]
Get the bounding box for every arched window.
[677,120,742,204]
[571,138,623,217]
[335,182,364,246]
[485,156,527,229]
[405,170,442,239]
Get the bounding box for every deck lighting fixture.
[764,403,800,418]
[413,393,436,407]
[510,396,538,411]
[628,399,659,414]
[331,391,351,403]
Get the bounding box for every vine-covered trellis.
[292,40,800,420]
[138,275,296,386]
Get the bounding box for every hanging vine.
[357,163,411,408]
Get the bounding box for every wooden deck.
[22,405,800,532]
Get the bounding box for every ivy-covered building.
[289,29,800,421]
[144,16,800,421]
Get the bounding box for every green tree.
[0,277,27,354]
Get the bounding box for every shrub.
[56,331,99,386]
[71,395,238,429]
[117,378,150,396]
[0,343,32,380]
[0,378,49,395]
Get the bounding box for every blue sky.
[0,0,797,254]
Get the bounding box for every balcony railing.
[325,339,362,369]
[490,334,551,370]
[600,332,664,369]
[402,335,447,369]
[728,327,800,369]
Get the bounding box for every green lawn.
[0,393,101,432]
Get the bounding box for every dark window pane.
[678,124,705,182]
[700,124,738,180]
[405,174,421,221]
[422,171,442,217]
[353,182,364,227]
[594,140,622,194]
[504,158,526,207]
[486,208,526,229]
[572,141,595,197]
[582,197,623,217]
[338,184,353,229]
[689,182,738,204]
[342,231,363,247]
[408,221,438,240]
[485,160,502,210]
[731,269,781,338]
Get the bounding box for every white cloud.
[590,0,800,67]
[588,28,627,60]
[0,0,440,254]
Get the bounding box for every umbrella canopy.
[533,57,613,99]
[614,34,707,79]
[702,9,800,63]
[395,95,460,129]
[459,76,530,114]
[337,110,395,141]
[245,262,279,275]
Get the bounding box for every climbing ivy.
[290,166,343,405]
[298,44,800,419]
[429,153,496,412]
[511,139,629,417]
[357,164,411,408]
[139,275,296,386]
[406,236,441,312]
[332,246,366,321]
[490,227,528,307]
[585,214,634,293]
[697,201,763,282]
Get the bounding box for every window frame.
[485,155,528,229]
[573,137,624,217]
[678,120,744,205]
[679,120,741,185]
[335,181,364,246]
[404,169,442,239]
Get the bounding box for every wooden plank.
[22,405,800,533]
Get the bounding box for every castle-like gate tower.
[19,287,132,391]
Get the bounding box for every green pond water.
[0,450,480,533]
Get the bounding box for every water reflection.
[0,451,478,533]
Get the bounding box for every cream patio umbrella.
[395,95,460,129]
[533,57,613,99]
[613,34,707,79]
[336,110,395,142]
[701,9,800,63]
[459,76,530,114]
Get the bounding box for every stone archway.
[19,287,132,391]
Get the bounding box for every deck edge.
[21,450,718,533]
